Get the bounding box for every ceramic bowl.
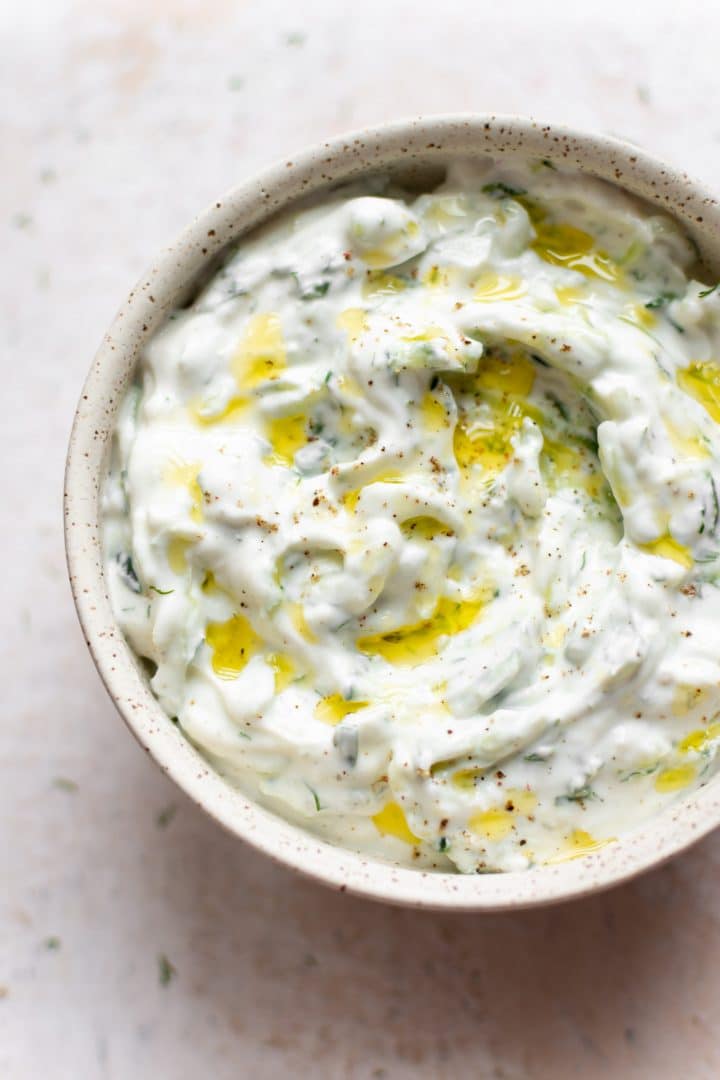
[65,115,720,910]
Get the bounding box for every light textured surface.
[4,2,720,1076]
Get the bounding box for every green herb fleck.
[699,284,719,299]
[116,552,142,593]
[438,836,449,853]
[645,292,677,310]
[710,475,720,533]
[12,212,33,230]
[158,954,176,987]
[541,159,556,170]
[284,31,306,46]
[301,281,330,300]
[227,75,245,91]
[482,182,527,199]
[39,167,57,184]
[148,585,174,596]
[547,392,570,422]
[524,753,546,763]
[620,763,659,782]
[323,370,333,385]
[333,726,358,767]
[44,937,61,951]
[305,784,322,811]
[53,778,78,793]
[156,805,177,828]
[636,83,651,104]
[555,785,597,804]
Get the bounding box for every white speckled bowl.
[65,115,720,910]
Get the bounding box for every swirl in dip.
[103,161,720,872]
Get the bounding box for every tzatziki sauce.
[103,159,720,872]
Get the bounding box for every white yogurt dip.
[103,160,720,871]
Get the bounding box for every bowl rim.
[65,112,720,911]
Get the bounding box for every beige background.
[3,1,720,1076]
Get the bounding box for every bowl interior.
[65,115,720,910]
